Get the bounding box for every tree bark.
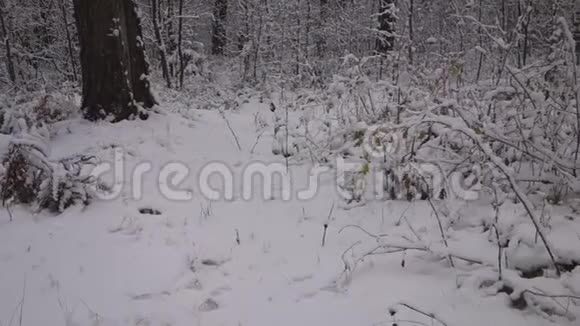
[73,0,156,121]
[211,0,227,55]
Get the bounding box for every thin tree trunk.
[475,0,484,82]
[0,0,16,84]
[177,0,184,88]
[295,0,301,75]
[211,0,227,55]
[501,0,506,31]
[574,0,580,64]
[252,0,264,81]
[237,0,249,51]
[317,0,328,57]
[166,0,176,77]
[520,1,530,67]
[59,0,77,82]
[574,0,580,175]
[376,0,395,54]
[151,0,171,88]
[237,0,250,81]
[408,0,414,65]
[305,0,311,62]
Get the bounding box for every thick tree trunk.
[73,0,156,121]
[211,0,228,55]
[376,0,395,54]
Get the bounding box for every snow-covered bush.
[0,95,97,214]
[31,94,79,125]
[36,155,97,213]
[282,45,580,321]
[1,143,45,205]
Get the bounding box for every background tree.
[211,0,227,55]
[575,0,580,63]
[376,0,396,54]
[151,0,171,88]
[1,0,579,89]
[0,0,15,84]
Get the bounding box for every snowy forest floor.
[0,96,578,326]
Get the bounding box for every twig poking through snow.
[389,301,450,326]
[218,109,242,151]
[79,298,102,325]
[339,224,388,239]
[403,216,422,242]
[426,197,455,268]
[6,205,12,222]
[250,129,266,154]
[322,203,334,247]
[19,277,26,326]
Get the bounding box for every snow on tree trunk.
[73,0,156,121]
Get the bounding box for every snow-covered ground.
[0,99,576,326]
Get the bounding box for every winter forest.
[1,0,580,325]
